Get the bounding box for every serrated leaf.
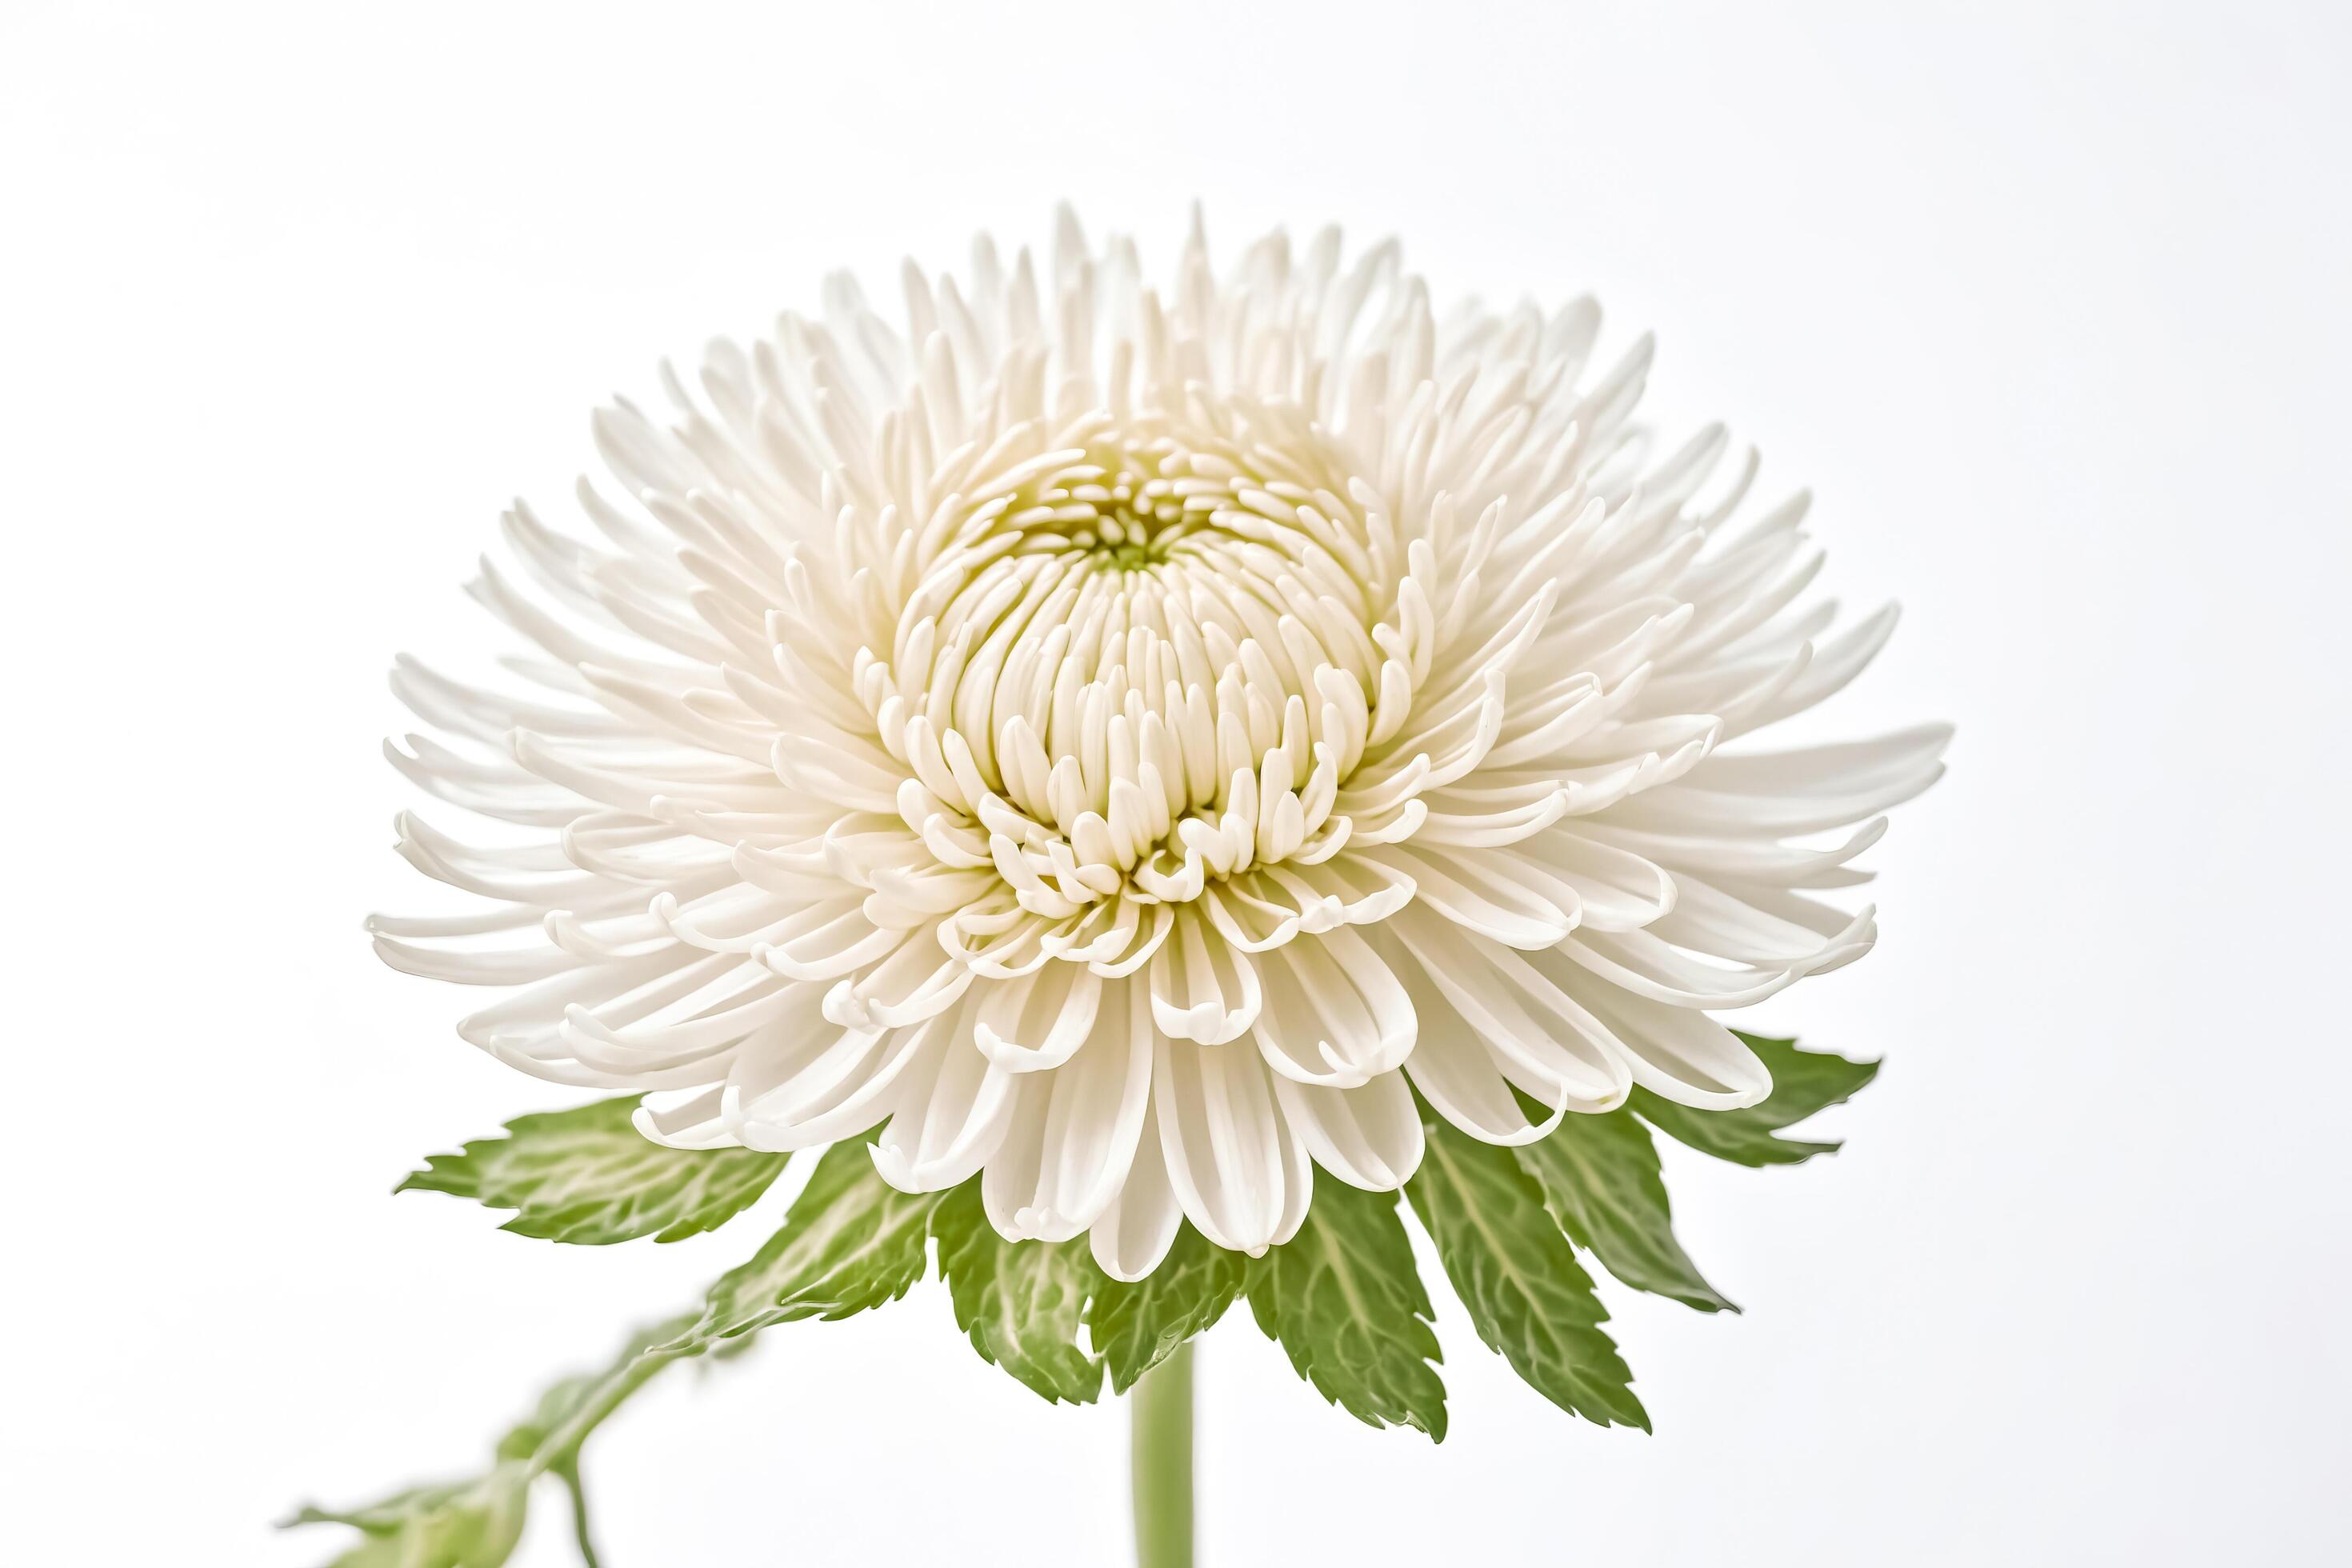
[1634,1034,1881,1167]
[1514,1108,1738,1313]
[674,1138,947,1350]
[1246,1181,1448,1440]
[932,1186,1106,1403]
[399,1096,789,1244]
[1407,1115,1648,1430]
[1090,1224,1247,1394]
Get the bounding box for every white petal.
[1650,875,1867,966]
[1397,1014,1568,1146]
[1090,1096,1183,1282]
[1380,912,1630,1112]
[729,1004,956,1152]
[1578,985,1771,1108]
[1272,1069,1425,1190]
[631,1084,734,1148]
[981,980,1153,1240]
[1359,842,1574,948]
[1250,925,1417,1087]
[1154,1035,1299,1255]
[1147,905,1265,1045]
[870,1007,1020,1190]
[973,958,1103,1071]
[1554,916,1869,1009]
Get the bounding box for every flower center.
[998,460,1205,573]
[874,410,1400,924]
[995,441,1250,579]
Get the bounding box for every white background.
[5,2,2346,1562]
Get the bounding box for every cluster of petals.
[376,210,1946,1279]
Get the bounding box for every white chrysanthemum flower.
[375,211,1946,1281]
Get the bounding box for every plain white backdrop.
[4,2,2346,1562]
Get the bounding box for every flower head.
[376,210,1946,1280]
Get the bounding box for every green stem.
[552,1456,602,1568]
[1129,1340,1195,1568]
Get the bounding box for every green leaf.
[1246,1181,1448,1440]
[285,1314,694,1568]
[1514,1109,1738,1314]
[399,1096,789,1245]
[297,1139,965,1567]
[287,1473,530,1568]
[1407,1115,1648,1430]
[1090,1224,1247,1394]
[304,1142,941,1565]
[932,1186,1106,1404]
[668,1137,946,1350]
[1634,1034,1881,1167]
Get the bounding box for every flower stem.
[552,1455,602,1568]
[1129,1340,1196,1568]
